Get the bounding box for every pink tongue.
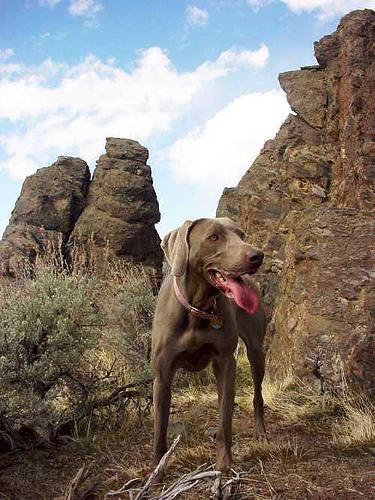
[225,277,260,315]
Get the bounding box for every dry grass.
[332,394,375,447]
[237,435,311,463]
[176,345,374,454]
[0,349,373,499]
[234,345,375,460]
[0,248,374,498]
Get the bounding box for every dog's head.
[161,217,263,314]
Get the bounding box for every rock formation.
[0,139,162,275]
[217,9,375,392]
[70,138,162,271]
[0,156,90,275]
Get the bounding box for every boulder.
[218,113,335,312]
[314,9,375,210]
[279,70,327,129]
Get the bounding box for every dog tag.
[210,317,223,330]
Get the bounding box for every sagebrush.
[0,260,157,446]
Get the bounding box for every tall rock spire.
[70,138,162,272]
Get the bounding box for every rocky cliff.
[217,9,375,392]
[0,138,162,275]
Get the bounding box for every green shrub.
[0,266,101,443]
[101,266,156,384]
[0,260,158,446]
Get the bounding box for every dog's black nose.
[247,250,264,267]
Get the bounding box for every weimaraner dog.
[151,217,267,471]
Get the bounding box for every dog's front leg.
[152,354,176,464]
[241,337,267,439]
[212,354,236,471]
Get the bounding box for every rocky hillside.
[0,138,162,275]
[217,9,375,392]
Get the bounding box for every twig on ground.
[63,461,98,500]
[108,435,241,499]
[258,459,276,498]
[211,470,222,499]
[105,478,143,498]
[222,469,241,500]
[135,435,182,500]
[158,464,220,499]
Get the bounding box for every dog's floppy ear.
[161,220,194,276]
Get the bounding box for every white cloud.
[216,44,269,68]
[68,0,103,16]
[247,0,271,10]
[39,0,103,26]
[166,90,289,186]
[282,0,375,18]
[0,45,269,181]
[186,5,209,26]
[246,0,375,18]
[68,0,103,26]
[38,0,61,7]
[0,48,15,62]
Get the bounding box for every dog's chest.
[179,321,238,371]
[177,341,219,372]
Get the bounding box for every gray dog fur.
[151,217,267,471]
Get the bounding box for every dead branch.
[222,469,241,500]
[57,378,153,434]
[158,464,221,499]
[107,435,241,500]
[78,378,153,415]
[135,434,182,499]
[105,478,143,498]
[211,470,222,499]
[63,461,98,500]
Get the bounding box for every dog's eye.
[209,234,219,241]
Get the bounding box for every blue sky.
[0,0,374,237]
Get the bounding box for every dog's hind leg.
[247,344,267,439]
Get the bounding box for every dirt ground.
[0,379,374,500]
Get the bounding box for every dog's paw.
[254,419,268,441]
[254,428,269,443]
[215,454,233,472]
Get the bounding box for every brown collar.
[173,276,222,328]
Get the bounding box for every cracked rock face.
[70,138,162,271]
[0,138,163,276]
[217,9,375,392]
[0,156,90,275]
[279,70,328,129]
[268,208,375,393]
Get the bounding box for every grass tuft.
[332,394,375,447]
